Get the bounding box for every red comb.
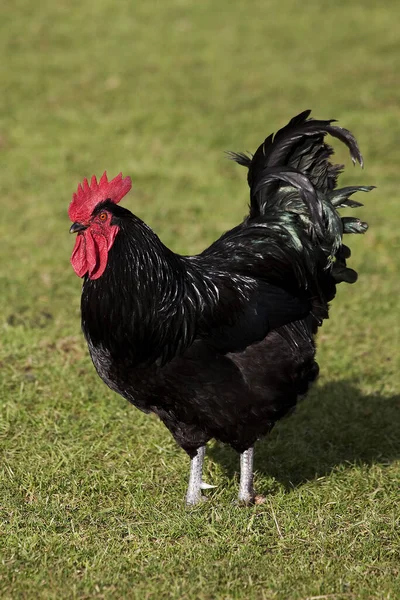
[69,172,132,223]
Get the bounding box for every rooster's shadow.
[207,380,400,489]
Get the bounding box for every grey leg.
[238,447,255,504]
[186,446,206,505]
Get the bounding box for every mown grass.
[1,0,399,598]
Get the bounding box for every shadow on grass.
[208,381,400,489]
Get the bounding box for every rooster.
[69,111,372,505]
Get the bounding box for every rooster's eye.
[99,212,108,222]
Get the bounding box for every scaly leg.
[238,447,255,504]
[186,445,213,505]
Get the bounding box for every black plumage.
[76,111,372,503]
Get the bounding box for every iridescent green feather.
[229,110,374,308]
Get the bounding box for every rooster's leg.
[185,445,210,505]
[238,447,255,504]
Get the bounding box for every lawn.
[1,0,399,598]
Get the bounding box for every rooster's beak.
[69,222,87,234]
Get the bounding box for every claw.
[200,482,217,490]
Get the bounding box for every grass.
[1,0,399,598]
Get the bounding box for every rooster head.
[69,172,132,279]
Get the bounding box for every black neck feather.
[80,208,240,367]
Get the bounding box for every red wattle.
[71,234,87,278]
[70,226,119,279]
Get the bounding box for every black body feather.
[80,111,372,457]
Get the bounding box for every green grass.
[1,0,399,598]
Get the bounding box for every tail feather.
[262,109,363,170]
[252,166,324,236]
[229,110,366,221]
[230,110,372,252]
[341,216,369,234]
[329,185,375,207]
[229,110,373,320]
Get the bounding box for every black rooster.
[69,111,372,505]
